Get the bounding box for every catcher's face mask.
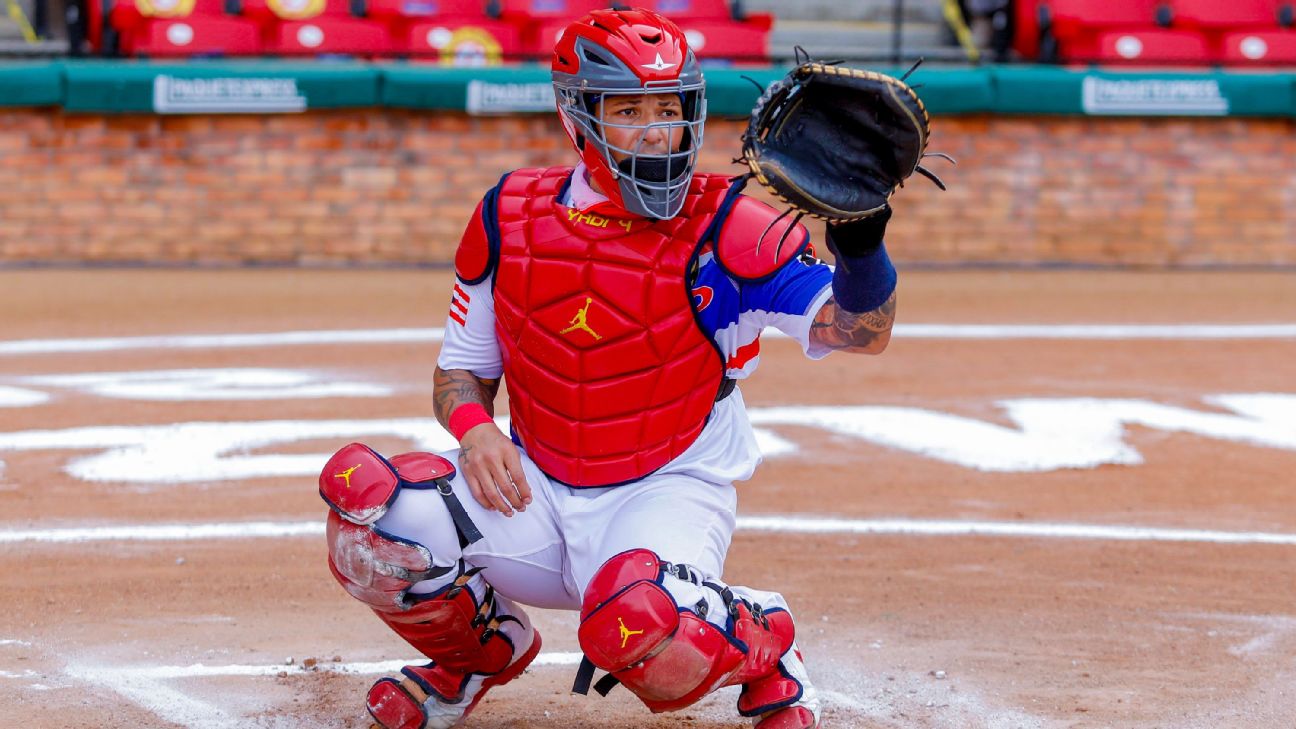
[551,9,707,220]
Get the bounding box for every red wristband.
[448,404,493,441]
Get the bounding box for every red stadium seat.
[1172,0,1292,29]
[1095,29,1211,64]
[501,0,608,57]
[367,0,522,60]
[507,0,769,61]
[1171,0,1295,63]
[106,0,262,56]
[244,0,393,55]
[367,0,489,22]
[1220,30,1296,63]
[642,0,732,20]
[669,18,770,61]
[1046,0,1166,32]
[1038,0,1172,62]
[499,0,605,19]
[1013,0,1042,60]
[634,0,772,61]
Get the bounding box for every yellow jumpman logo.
[560,297,603,341]
[618,617,645,648]
[334,464,362,489]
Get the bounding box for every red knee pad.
[578,549,679,671]
[322,442,481,615]
[577,549,795,713]
[320,442,402,525]
[320,442,457,525]
[610,611,744,711]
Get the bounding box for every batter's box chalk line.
[5,517,1296,546]
[65,654,912,729]
[2,322,1295,356]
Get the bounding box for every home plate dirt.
[1,269,1294,728]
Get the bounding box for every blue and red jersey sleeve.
[692,251,833,376]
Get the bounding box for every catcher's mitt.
[741,59,951,229]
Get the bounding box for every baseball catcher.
[320,9,946,729]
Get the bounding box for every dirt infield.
[2,268,1294,729]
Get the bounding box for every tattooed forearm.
[809,291,897,354]
[432,366,500,427]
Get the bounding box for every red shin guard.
[366,630,542,729]
[377,568,514,675]
[365,569,537,729]
[737,614,803,716]
[754,705,819,729]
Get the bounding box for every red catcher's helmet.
[551,9,706,220]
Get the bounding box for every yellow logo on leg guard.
[334,464,362,489]
[618,617,645,648]
[560,297,603,341]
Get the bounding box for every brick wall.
[1,109,1293,267]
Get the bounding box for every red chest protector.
[455,167,809,487]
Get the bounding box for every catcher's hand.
[741,59,951,224]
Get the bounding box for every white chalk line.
[59,654,581,729]
[0,521,322,543]
[68,653,859,729]
[93,652,586,681]
[0,328,445,356]
[898,323,1296,340]
[5,516,1296,546]
[66,663,241,729]
[735,516,1296,545]
[3,323,1295,356]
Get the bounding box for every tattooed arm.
[432,366,500,429]
[808,290,896,354]
[432,366,530,517]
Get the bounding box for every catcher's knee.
[575,549,794,713]
[322,442,528,681]
[321,442,487,608]
[576,549,679,672]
